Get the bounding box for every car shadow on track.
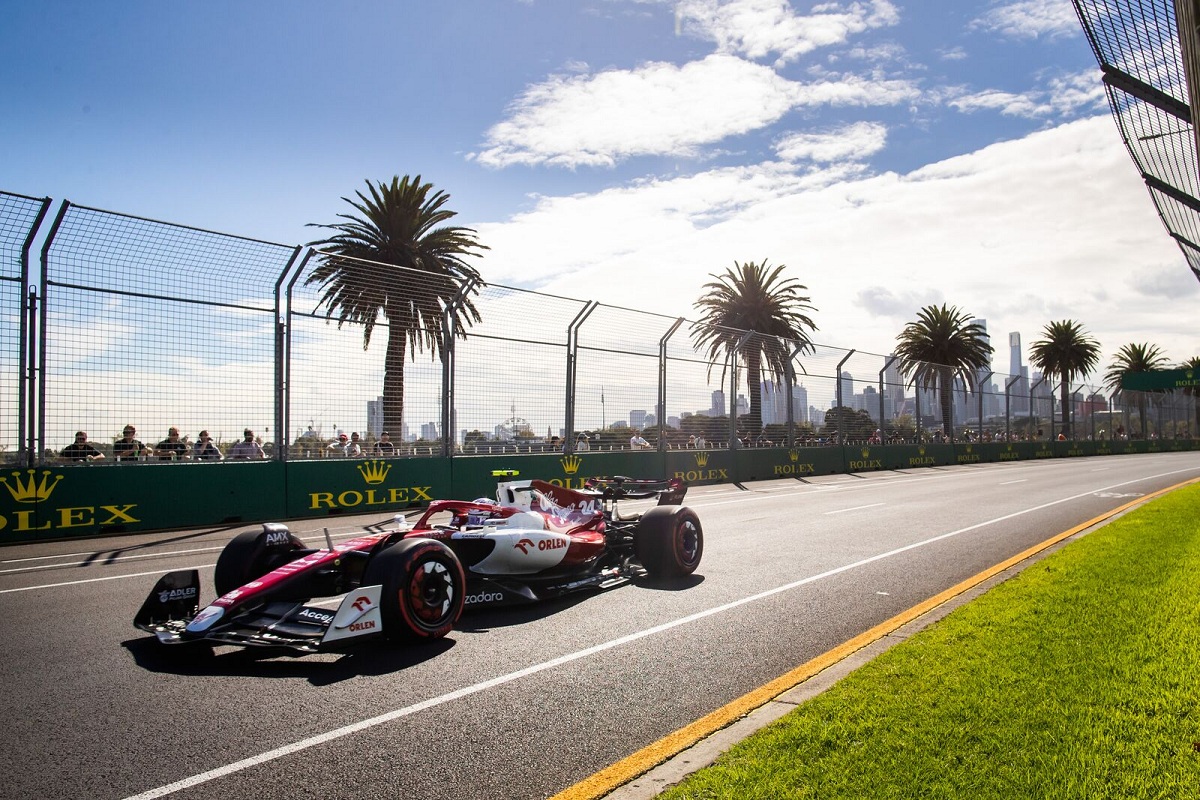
[120,635,456,685]
[454,574,706,633]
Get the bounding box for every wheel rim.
[676,520,700,567]
[406,560,455,627]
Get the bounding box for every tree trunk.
[939,367,954,441]
[1060,380,1071,439]
[745,353,763,435]
[383,323,408,441]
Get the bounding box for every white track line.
[824,503,885,515]
[120,466,1197,800]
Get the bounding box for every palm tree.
[307,176,487,438]
[691,260,818,437]
[1028,320,1101,440]
[893,305,992,441]
[1102,343,1170,437]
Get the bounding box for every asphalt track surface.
[3,453,1199,800]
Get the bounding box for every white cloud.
[676,0,900,66]
[971,0,1081,40]
[471,55,917,168]
[775,120,887,162]
[946,70,1107,119]
[474,116,1197,368]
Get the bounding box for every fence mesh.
[40,204,297,459]
[1,189,1193,466]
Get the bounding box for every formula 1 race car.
[134,474,703,653]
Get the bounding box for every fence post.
[656,318,684,452]
[564,301,597,453]
[273,246,303,460]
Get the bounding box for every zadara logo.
[309,462,432,510]
[0,469,140,532]
[560,455,582,475]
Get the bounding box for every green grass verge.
[660,484,1200,799]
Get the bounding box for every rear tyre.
[635,506,703,577]
[213,525,305,596]
[364,539,465,641]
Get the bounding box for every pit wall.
[1,439,1192,544]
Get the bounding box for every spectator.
[113,425,149,462]
[575,433,590,452]
[329,432,350,456]
[61,431,105,462]
[373,431,396,457]
[630,430,651,450]
[192,430,223,461]
[227,428,266,460]
[549,436,562,452]
[155,427,189,461]
[694,433,706,449]
[347,432,364,457]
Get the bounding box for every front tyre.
[364,539,465,641]
[635,506,703,577]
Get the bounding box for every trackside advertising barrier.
[0,444,1193,544]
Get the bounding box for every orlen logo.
[350,595,373,613]
[465,591,505,604]
[514,538,535,554]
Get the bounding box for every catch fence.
[1,189,1194,468]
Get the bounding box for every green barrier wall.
[284,458,453,520]
[0,461,286,545]
[452,452,667,499]
[3,439,1195,544]
[731,446,843,482]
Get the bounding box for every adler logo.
[157,587,197,603]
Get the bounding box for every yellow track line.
[552,477,1200,800]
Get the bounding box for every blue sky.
[4,0,1197,370]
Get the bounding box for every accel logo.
[0,469,140,532]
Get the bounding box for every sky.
[3,0,1198,379]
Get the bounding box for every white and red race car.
[134,474,703,653]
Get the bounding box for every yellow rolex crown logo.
[965,444,973,453]
[694,451,710,467]
[357,459,391,485]
[560,454,582,475]
[788,449,799,462]
[918,445,926,455]
[861,448,870,458]
[1,469,63,503]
